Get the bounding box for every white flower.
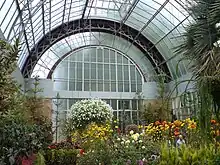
[125,140,130,144]
[121,141,125,145]
[139,140,142,143]
[117,138,121,141]
[130,130,134,135]
[131,133,139,141]
[142,146,145,149]
[69,99,113,128]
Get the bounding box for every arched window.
[52,46,143,92]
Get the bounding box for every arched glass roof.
[0,0,193,80]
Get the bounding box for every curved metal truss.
[22,19,172,81]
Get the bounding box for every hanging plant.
[68,99,113,130]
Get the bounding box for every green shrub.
[44,149,78,165]
[159,144,220,165]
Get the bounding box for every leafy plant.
[0,39,20,113]
[175,0,220,140]
[159,143,220,165]
[44,149,78,165]
[0,111,49,165]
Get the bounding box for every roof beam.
[49,0,52,32]
[26,1,36,46]
[42,0,46,36]
[22,19,171,81]
[67,0,73,22]
[62,0,67,24]
[125,0,169,53]
[112,0,140,45]
[81,0,89,19]
[15,0,31,54]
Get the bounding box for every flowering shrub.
[69,99,113,129]
[72,122,113,146]
[144,118,197,142]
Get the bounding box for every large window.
[53,47,143,92]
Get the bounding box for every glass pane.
[97,49,103,62]
[124,65,129,81]
[77,53,83,61]
[130,65,136,81]
[111,82,116,92]
[104,64,109,80]
[84,51,90,61]
[84,63,89,79]
[76,82,82,91]
[69,82,75,91]
[104,49,109,63]
[117,65,123,81]
[137,72,142,83]
[98,82,103,91]
[91,80,96,91]
[91,48,96,62]
[132,100,137,110]
[104,81,110,91]
[111,100,117,110]
[110,64,116,80]
[91,63,96,79]
[117,53,122,63]
[131,84,136,92]
[118,82,123,92]
[84,81,89,91]
[137,84,142,92]
[77,63,82,79]
[98,64,103,79]
[124,82,129,92]
[110,50,115,63]
[123,56,129,64]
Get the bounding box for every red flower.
[80,149,85,155]
[117,128,121,134]
[48,145,56,149]
[211,120,217,124]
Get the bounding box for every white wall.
[25,78,54,97]
[24,78,160,100]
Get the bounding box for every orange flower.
[174,127,180,132]
[174,120,182,127]
[155,121,161,126]
[174,131,180,136]
[162,121,167,126]
[190,124,196,129]
[211,120,216,124]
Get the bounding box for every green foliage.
[140,74,171,123]
[0,111,50,164]
[77,140,113,165]
[175,0,220,135]
[44,149,78,165]
[0,39,20,113]
[159,143,220,165]
[0,39,52,164]
[34,152,46,165]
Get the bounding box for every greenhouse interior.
[0,0,220,164]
